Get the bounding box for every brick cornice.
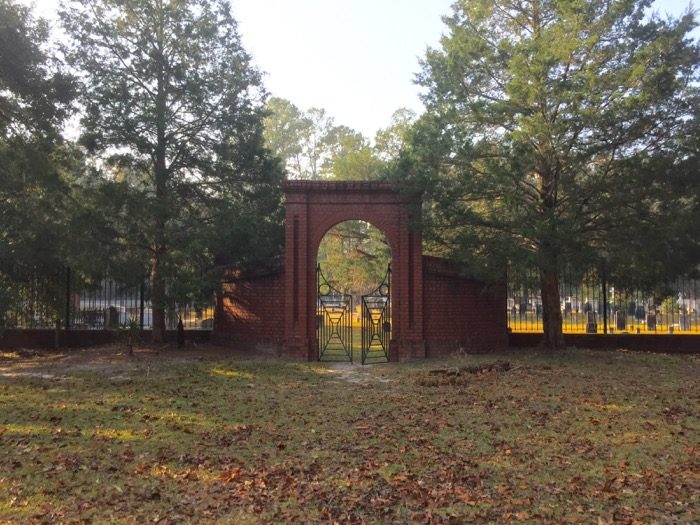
[282,180,422,201]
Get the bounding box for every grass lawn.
[0,345,698,524]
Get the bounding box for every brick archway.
[283,181,425,361]
[215,181,506,359]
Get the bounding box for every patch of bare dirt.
[0,342,255,378]
[325,362,393,384]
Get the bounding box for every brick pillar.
[283,191,311,359]
[390,203,425,361]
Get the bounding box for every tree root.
[429,360,511,376]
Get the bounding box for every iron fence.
[1,267,214,331]
[508,268,700,334]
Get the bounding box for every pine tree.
[404,0,699,348]
[61,0,283,341]
[0,0,75,326]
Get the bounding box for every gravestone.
[176,318,185,348]
[104,306,120,329]
[646,312,657,331]
[615,309,626,331]
[586,311,598,334]
[519,303,528,317]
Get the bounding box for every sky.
[231,0,453,138]
[24,0,699,139]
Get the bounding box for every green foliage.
[60,0,284,337]
[602,114,700,287]
[330,145,385,181]
[118,316,141,355]
[659,295,679,315]
[0,0,74,271]
[264,97,403,181]
[399,0,700,345]
[0,0,73,140]
[0,274,14,332]
[263,98,337,179]
[374,108,416,162]
[317,221,391,299]
[0,0,76,324]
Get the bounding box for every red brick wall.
[214,181,508,361]
[213,267,285,353]
[0,329,211,350]
[213,256,508,358]
[509,332,700,353]
[283,181,424,361]
[423,256,508,355]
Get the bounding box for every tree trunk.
[151,251,166,343]
[151,12,168,345]
[540,267,565,349]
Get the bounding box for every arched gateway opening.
[283,181,425,362]
[316,220,392,363]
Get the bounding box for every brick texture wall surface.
[282,181,425,361]
[0,329,211,350]
[213,182,509,360]
[422,256,508,355]
[213,267,285,353]
[509,332,700,353]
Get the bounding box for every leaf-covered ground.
[0,345,698,524]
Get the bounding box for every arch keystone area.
[283,180,425,362]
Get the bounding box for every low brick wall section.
[509,332,700,353]
[212,258,509,358]
[213,266,285,353]
[1,329,114,349]
[422,256,508,356]
[0,329,211,350]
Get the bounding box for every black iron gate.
[361,265,391,364]
[317,264,353,362]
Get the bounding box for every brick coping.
[282,180,396,193]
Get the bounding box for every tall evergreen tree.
[0,0,75,325]
[61,0,283,342]
[402,0,699,348]
[374,108,416,162]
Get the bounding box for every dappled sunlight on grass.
[577,399,632,411]
[0,370,59,378]
[0,347,697,523]
[0,423,54,436]
[93,428,142,441]
[308,366,352,376]
[209,367,254,380]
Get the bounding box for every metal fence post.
[139,278,145,331]
[65,267,71,330]
[602,271,608,335]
